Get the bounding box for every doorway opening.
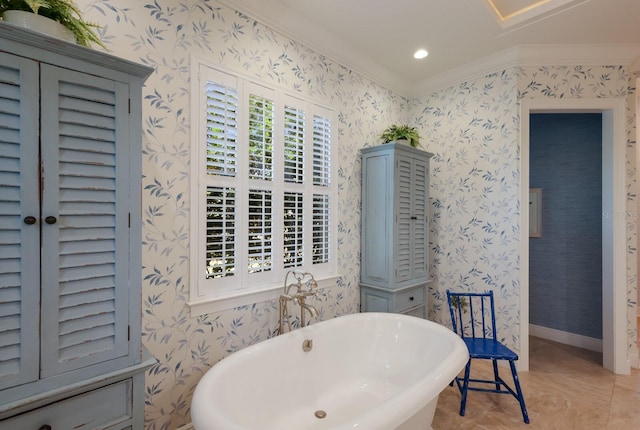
[528,113,603,359]
[520,98,630,375]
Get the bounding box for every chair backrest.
[446,290,497,340]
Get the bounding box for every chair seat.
[462,337,519,361]
[447,290,529,423]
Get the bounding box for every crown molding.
[515,43,640,66]
[216,0,411,96]
[411,48,521,96]
[411,44,640,97]
[213,2,640,99]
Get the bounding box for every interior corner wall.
[529,113,603,339]
[411,68,522,349]
[77,0,408,428]
[414,64,635,358]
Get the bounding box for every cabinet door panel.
[39,64,130,377]
[412,157,429,280]
[362,154,392,283]
[0,52,40,390]
[395,155,413,282]
[395,153,429,283]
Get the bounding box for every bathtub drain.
[314,410,327,419]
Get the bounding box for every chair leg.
[509,360,530,424]
[492,359,501,391]
[459,360,471,417]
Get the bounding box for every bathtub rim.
[191,312,469,430]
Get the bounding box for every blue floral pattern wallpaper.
[411,69,522,345]
[80,1,406,428]
[413,66,637,354]
[75,1,637,428]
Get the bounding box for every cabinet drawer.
[394,287,425,312]
[404,305,426,318]
[1,379,132,430]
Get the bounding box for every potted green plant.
[380,124,421,148]
[0,0,105,48]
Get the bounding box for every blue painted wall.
[529,113,602,339]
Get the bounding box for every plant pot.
[2,10,76,43]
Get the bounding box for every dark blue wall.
[529,113,602,339]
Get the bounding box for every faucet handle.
[298,289,316,298]
[308,278,318,291]
[280,293,295,303]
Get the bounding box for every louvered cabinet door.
[411,156,429,281]
[394,153,429,284]
[39,65,131,377]
[394,154,413,283]
[0,52,40,390]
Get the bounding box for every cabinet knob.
[44,216,57,225]
[409,296,415,301]
[24,216,37,225]
[39,425,52,430]
[410,216,418,220]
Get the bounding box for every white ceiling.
[221,0,640,95]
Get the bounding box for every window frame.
[188,56,339,315]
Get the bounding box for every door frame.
[519,97,630,375]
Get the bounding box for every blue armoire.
[0,23,154,428]
[360,143,433,318]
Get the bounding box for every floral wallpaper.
[413,65,637,358]
[79,1,406,428]
[411,69,522,345]
[517,65,637,360]
[74,0,638,428]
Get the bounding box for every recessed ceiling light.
[413,49,428,60]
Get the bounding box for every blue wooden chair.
[446,290,529,424]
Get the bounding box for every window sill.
[187,273,341,317]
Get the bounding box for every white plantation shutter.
[0,53,40,390]
[284,105,305,184]
[281,98,306,270]
[193,64,336,302]
[206,80,238,177]
[312,194,330,264]
[248,189,272,273]
[206,187,236,279]
[284,192,304,268]
[309,109,333,271]
[312,115,331,187]
[202,67,240,287]
[39,65,130,376]
[248,93,274,181]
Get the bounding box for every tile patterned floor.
[432,336,640,429]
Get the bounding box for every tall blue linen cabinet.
[0,24,154,428]
[360,143,433,318]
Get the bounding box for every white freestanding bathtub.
[191,312,468,430]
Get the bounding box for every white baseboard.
[529,324,603,353]
[631,349,639,369]
[177,424,194,430]
[636,314,639,368]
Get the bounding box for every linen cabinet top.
[0,23,152,81]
